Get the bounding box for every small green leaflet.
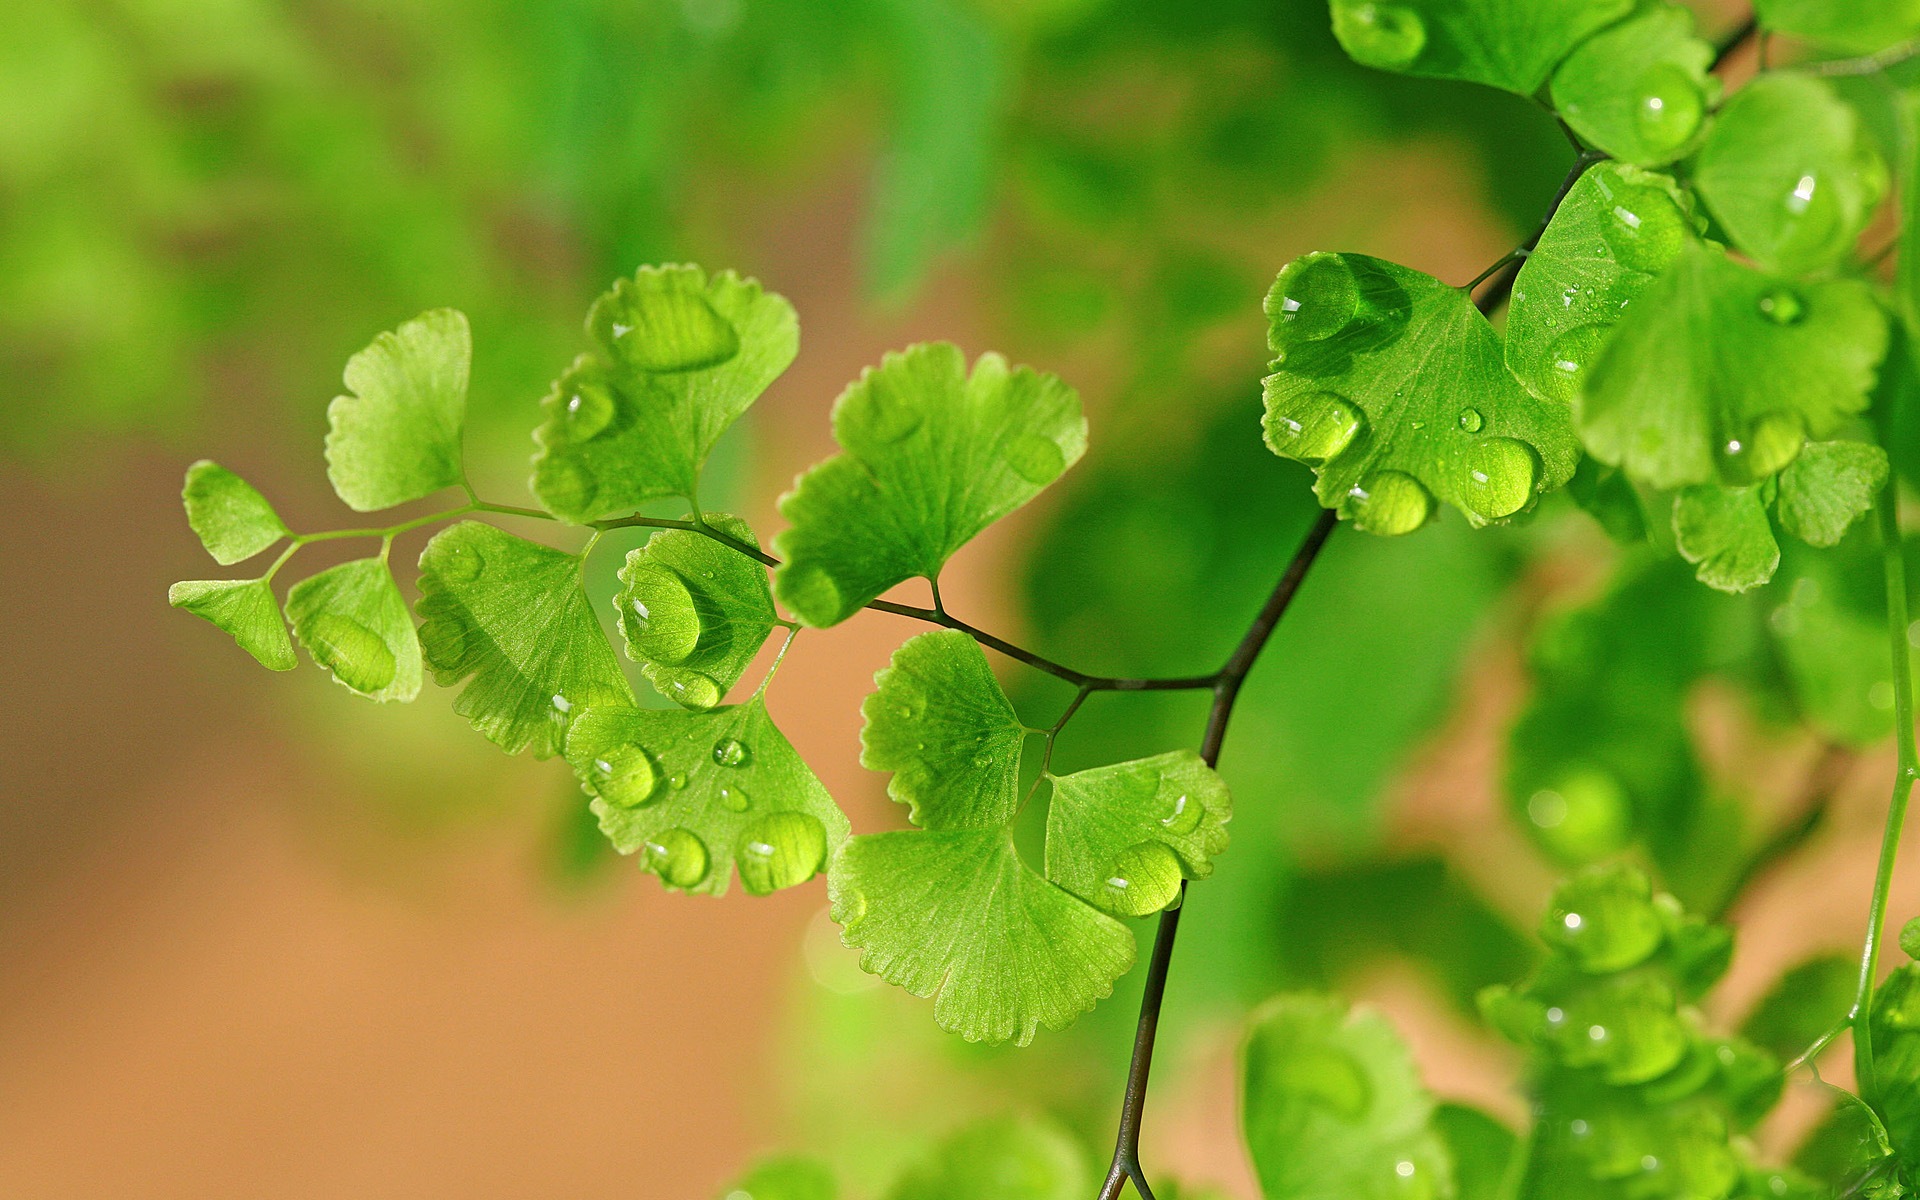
[1740,953,1856,1061]
[1327,0,1631,96]
[325,308,470,512]
[1770,532,1913,746]
[181,460,289,565]
[1580,239,1887,490]
[285,556,423,701]
[1776,441,1888,547]
[1506,163,1699,406]
[1241,994,1454,1200]
[1754,0,1920,54]
[831,829,1135,1046]
[1433,1106,1517,1200]
[1673,481,1780,594]
[564,699,846,897]
[531,266,798,523]
[1905,916,1920,960]
[1694,74,1888,278]
[616,514,777,710]
[1868,965,1920,1159]
[1263,252,1577,534]
[859,629,1028,830]
[774,342,1087,626]
[718,1156,835,1200]
[415,521,633,757]
[885,1114,1088,1200]
[1045,750,1231,918]
[1549,6,1718,166]
[168,578,296,671]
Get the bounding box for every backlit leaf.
[168,578,296,671]
[1327,0,1631,96]
[1673,481,1781,593]
[720,1155,835,1200]
[1044,750,1231,918]
[1740,953,1855,1061]
[286,556,423,701]
[884,1114,1087,1200]
[181,460,289,565]
[859,630,1028,830]
[415,521,633,757]
[616,514,777,710]
[1775,441,1888,547]
[1550,7,1719,166]
[1754,0,1920,54]
[1868,964,1920,1159]
[324,308,470,512]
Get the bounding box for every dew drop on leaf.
[535,456,598,515]
[1464,438,1541,521]
[1541,324,1611,403]
[1005,433,1067,485]
[717,784,751,812]
[1159,787,1202,836]
[668,772,688,790]
[1269,254,1360,345]
[1543,866,1665,973]
[562,382,616,440]
[1098,841,1183,917]
[1598,183,1689,272]
[1757,286,1804,326]
[660,669,722,710]
[593,744,659,808]
[1267,391,1364,463]
[642,828,710,889]
[615,291,740,373]
[712,737,751,767]
[1345,470,1433,536]
[735,811,828,895]
[1717,410,1805,484]
[437,543,484,583]
[306,613,398,694]
[1329,2,1426,70]
[1457,407,1484,433]
[1632,64,1705,157]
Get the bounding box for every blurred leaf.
[774,343,1086,626]
[1868,964,1920,1158]
[563,698,847,896]
[1044,750,1231,917]
[884,1114,1087,1200]
[1327,0,1631,95]
[1768,529,1909,746]
[616,514,778,710]
[1794,1089,1897,1192]
[1433,1104,1518,1200]
[181,460,289,565]
[1740,953,1854,1061]
[531,266,798,523]
[723,1154,837,1200]
[1672,481,1781,593]
[168,577,296,671]
[1754,0,1920,53]
[324,309,471,512]
[415,521,633,758]
[1776,441,1888,548]
[859,630,1028,831]
[1262,252,1577,533]
[1550,7,1719,166]
[1242,993,1453,1200]
[286,556,423,702]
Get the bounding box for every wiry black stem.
[1096,508,1339,1200]
[1470,148,1608,316]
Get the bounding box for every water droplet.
[622,563,699,663]
[628,599,651,632]
[1597,181,1689,273]
[1006,433,1067,485]
[1330,2,1426,70]
[779,563,843,624]
[642,828,710,889]
[658,668,723,711]
[735,811,828,895]
[535,456,598,515]
[1098,841,1183,917]
[593,744,659,808]
[1525,768,1630,863]
[1463,438,1541,522]
[1344,471,1433,536]
[1267,253,1359,345]
[562,382,616,440]
[712,737,751,768]
[837,886,869,927]
[551,693,572,714]
[1543,865,1665,973]
[1757,286,1804,325]
[668,772,688,790]
[601,287,741,372]
[1266,391,1365,463]
[1717,410,1805,484]
[1632,64,1704,158]
[970,753,993,769]
[304,613,397,694]
[1159,789,1202,836]
[1456,407,1484,433]
[717,784,751,812]
[437,544,484,583]
[1540,324,1612,403]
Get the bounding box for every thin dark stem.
[1097,508,1339,1200]
[1470,149,1607,317]
[1712,16,1760,71]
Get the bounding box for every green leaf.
[830,829,1134,1045]
[1776,441,1889,547]
[1549,6,1718,166]
[181,460,289,565]
[285,556,423,701]
[774,342,1086,626]
[531,266,798,523]
[616,514,777,710]
[1044,750,1231,918]
[859,630,1028,830]
[563,699,847,897]
[168,578,296,671]
[1904,916,1920,960]
[1242,993,1453,1200]
[1793,1088,1895,1189]
[415,521,633,757]
[1506,163,1700,407]
[1673,481,1781,593]
[1326,0,1631,96]
[1870,964,1920,1158]
[720,1155,835,1200]
[1694,73,1888,277]
[1770,530,1907,745]
[1433,1105,1517,1200]
[1580,240,1888,490]
[324,308,470,512]
[1754,0,1920,53]
[884,1114,1087,1200]
[1740,953,1855,1061]
[1262,252,1578,534]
